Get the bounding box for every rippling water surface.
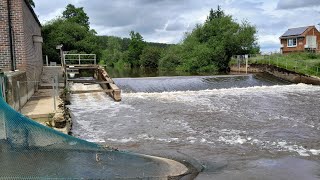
[69,74,320,179]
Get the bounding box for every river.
[69,73,320,179]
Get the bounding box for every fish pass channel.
[69,74,320,179]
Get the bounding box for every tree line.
[42,4,259,73]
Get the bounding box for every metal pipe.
[17,81,21,112]
[7,0,15,71]
[46,55,49,66]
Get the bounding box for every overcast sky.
[33,0,320,53]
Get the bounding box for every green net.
[0,88,187,179]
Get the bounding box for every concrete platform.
[20,89,70,134]
[21,89,61,118]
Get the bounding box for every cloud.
[277,0,320,9]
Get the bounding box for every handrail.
[63,54,96,65]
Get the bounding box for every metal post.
[246,58,248,74]
[78,54,81,65]
[55,75,59,97]
[17,81,21,112]
[46,55,49,66]
[0,109,7,140]
[26,81,29,101]
[94,54,97,65]
[52,78,56,112]
[63,54,66,66]
[238,56,240,73]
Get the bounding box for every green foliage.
[159,6,259,72]
[159,46,183,71]
[96,35,172,69]
[42,4,99,63]
[140,46,162,68]
[63,4,90,29]
[128,31,146,67]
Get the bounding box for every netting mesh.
[0,88,186,179]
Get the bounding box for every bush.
[140,46,162,68]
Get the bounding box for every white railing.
[63,54,97,66]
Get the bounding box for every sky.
[33,0,320,53]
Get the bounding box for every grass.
[230,53,320,77]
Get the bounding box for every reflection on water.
[69,73,320,179]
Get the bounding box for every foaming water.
[68,74,320,179]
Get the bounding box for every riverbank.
[230,64,320,85]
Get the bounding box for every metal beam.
[70,89,114,94]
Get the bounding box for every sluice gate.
[64,54,121,101]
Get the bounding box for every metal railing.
[15,76,60,112]
[63,54,97,66]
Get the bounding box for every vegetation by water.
[42,4,259,73]
[230,53,320,77]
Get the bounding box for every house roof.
[280,26,311,38]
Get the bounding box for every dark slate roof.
[281,26,310,38]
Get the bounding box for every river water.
[69,73,320,179]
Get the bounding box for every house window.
[287,38,297,47]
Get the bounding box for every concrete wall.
[230,64,320,85]
[4,71,30,111]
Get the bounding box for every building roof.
[280,26,310,38]
[23,0,42,27]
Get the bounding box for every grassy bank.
[230,53,320,77]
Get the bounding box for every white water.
[68,74,320,179]
[69,83,320,158]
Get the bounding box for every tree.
[140,46,162,68]
[207,6,224,22]
[63,4,90,29]
[159,6,259,72]
[127,31,146,67]
[28,0,35,8]
[100,36,123,66]
[42,4,100,63]
[159,46,183,71]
